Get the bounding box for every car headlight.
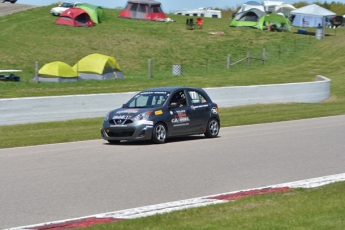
[134,111,152,121]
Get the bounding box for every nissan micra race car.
[101,86,220,144]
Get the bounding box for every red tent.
[55,8,95,27]
[118,0,166,21]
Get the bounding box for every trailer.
[174,7,221,18]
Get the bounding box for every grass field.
[84,181,345,230]
[1,6,345,229]
[1,5,342,98]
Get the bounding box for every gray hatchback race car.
[101,86,220,144]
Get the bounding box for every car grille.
[107,130,135,137]
[109,119,133,125]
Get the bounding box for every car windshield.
[60,2,73,7]
[125,91,169,108]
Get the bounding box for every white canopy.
[291,4,336,27]
[291,4,335,17]
[274,3,296,16]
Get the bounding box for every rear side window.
[188,90,207,104]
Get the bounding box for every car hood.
[109,107,155,119]
[51,6,68,11]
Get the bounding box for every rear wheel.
[204,118,219,138]
[152,122,167,144]
[108,140,120,144]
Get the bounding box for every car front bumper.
[101,120,154,141]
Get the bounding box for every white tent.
[263,1,284,13]
[237,1,264,14]
[274,3,296,17]
[291,4,335,27]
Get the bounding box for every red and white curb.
[7,173,345,230]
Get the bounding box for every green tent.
[37,61,80,82]
[257,13,291,31]
[73,53,125,80]
[230,8,265,28]
[76,3,106,24]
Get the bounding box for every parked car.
[101,86,220,144]
[1,0,17,3]
[328,16,343,28]
[326,16,344,28]
[50,2,81,16]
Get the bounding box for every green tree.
[292,1,309,8]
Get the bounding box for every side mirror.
[169,102,179,109]
[122,104,127,108]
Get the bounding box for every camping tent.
[291,4,336,27]
[55,8,95,27]
[73,53,125,80]
[118,0,166,20]
[76,3,106,24]
[274,4,296,17]
[257,13,291,31]
[262,1,284,13]
[36,61,80,82]
[230,8,265,28]
[237,1,265,14]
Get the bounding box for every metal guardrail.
[0,76,331,126]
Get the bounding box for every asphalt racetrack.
[0,3,38,17]
[1,115,345,229]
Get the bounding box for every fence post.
[247,52,250,67]
[323,24,326,39]
[148,59,152,78]
[262,48,266,64]
[35,61,39,83]
[227,54,231,69]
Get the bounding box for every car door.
[187,89,211,132]
[166,90,193,135]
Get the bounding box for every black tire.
[152,122,167,144]
[108,140,120,144]
[204,118,219,138]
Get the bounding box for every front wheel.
[152,122,167,144]
[204,118,219,138]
